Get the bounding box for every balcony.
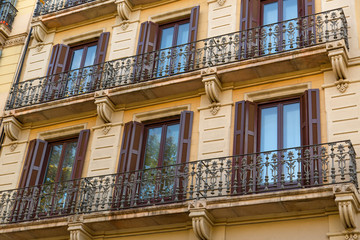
[0,140,357,228]
[6,9,347,122]
[0,0,17,44]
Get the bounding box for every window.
[65,41,98,95]
[135,6,199,80]
[233,89,320,191]
[14,129,90,221]
[113,111,193,207]
[44,32,110,100]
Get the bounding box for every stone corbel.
[189,200,214,240]
[201,67,222,115]
[32,21,48,43]
[68,215,93,240]
[95,95,115,123]
[326,40,349,93]
[115,0,133,30]
[3,116,22,141]
[334,184,360,235]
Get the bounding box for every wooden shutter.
[177,111,194,164]
[144,22,159,53]
[304,0,315,16]
[46,44,59,76]
[19,139,48,188]
[94,32,110,65]
[118,121,144,173]
[127,122,144,171]
[300,89,321,146]
[136,22,149,55]
[240,0,260,31]
[233,101,258,156]
[188,6,200,43]
[71,129,90,179]
[52,44,70,75]
[118,122,133,173]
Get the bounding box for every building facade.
[0,0,360,239]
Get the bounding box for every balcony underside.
[0,186,342,240]
[10,44,331,124]
[37,0,116,29]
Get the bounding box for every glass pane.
[163,124,180,166]
[160,27,175,49]
[283,103,300,148]
[59,141,78,182]
[84,45,97,67]
[143,127,162,169]
[263,2,278,25]
[69,49,83,70]
[176,23,189,45]
[44,144,63,184]
[260,107,278,151]
[283,0,298,21]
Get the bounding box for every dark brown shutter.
[52,44,70,75]
[188,6,200,43]
[46,44,59,76]
[118,122,133,173]
[240,0,260,30]
[233,101,257,155]
[136,22,149,55]
[298,0,305,17]
[144,22,159,53]
[127,122,144,171]
[71,129,90,179]
[177,111,194,164]
[20,139,48,187]
[304,0,315,16]
[300,89,321,146]
[94,32,110,65]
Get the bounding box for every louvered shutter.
[46,44,59,76]
[240,0,260,30]
[304,0,315,16]
[300,89,320,146]
[118,122,133,173]
[52,44,70,76]
[233,101,257,155]
[94,32,110,65]
[20,139,48,187]
[233,101,257,194]
[71,129,90,179]
[144,22,159,53]
[136,22,149,55]
[188,6,200,43]
[177,111,194,164]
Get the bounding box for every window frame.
[257,97,301,152]
[42,137,79,185]
[156,18,191,51]
[140,117,181,169]
[65,40,98,72]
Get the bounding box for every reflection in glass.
[283,0,298,50]
[44,144,63,184]
[60,142,77,182]
[144,127,162,169]
[260,107,278,152]
[163,124,180,166]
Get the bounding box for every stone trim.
[133,105,190,122]
[37,124,87,141]
[62,29,105,45]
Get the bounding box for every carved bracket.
[0,25,10,47]
[95,96,115,123]
[334,185,360,231]
[115,0,133,29]
[327,40,350,93]
[201,67,222,115]
[3,116,22,141]
[68,215,93,240]
[31,20,48,43]
[189,200,214,240]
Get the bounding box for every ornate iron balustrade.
[33,0,97,16]
[0,140,357,224]
[0,1,17,30]
[7,8,347,110]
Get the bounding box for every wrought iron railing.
[33,0,96,16]
[0,1,17,30]
[7,8,347,110]
[0,140,357,224]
